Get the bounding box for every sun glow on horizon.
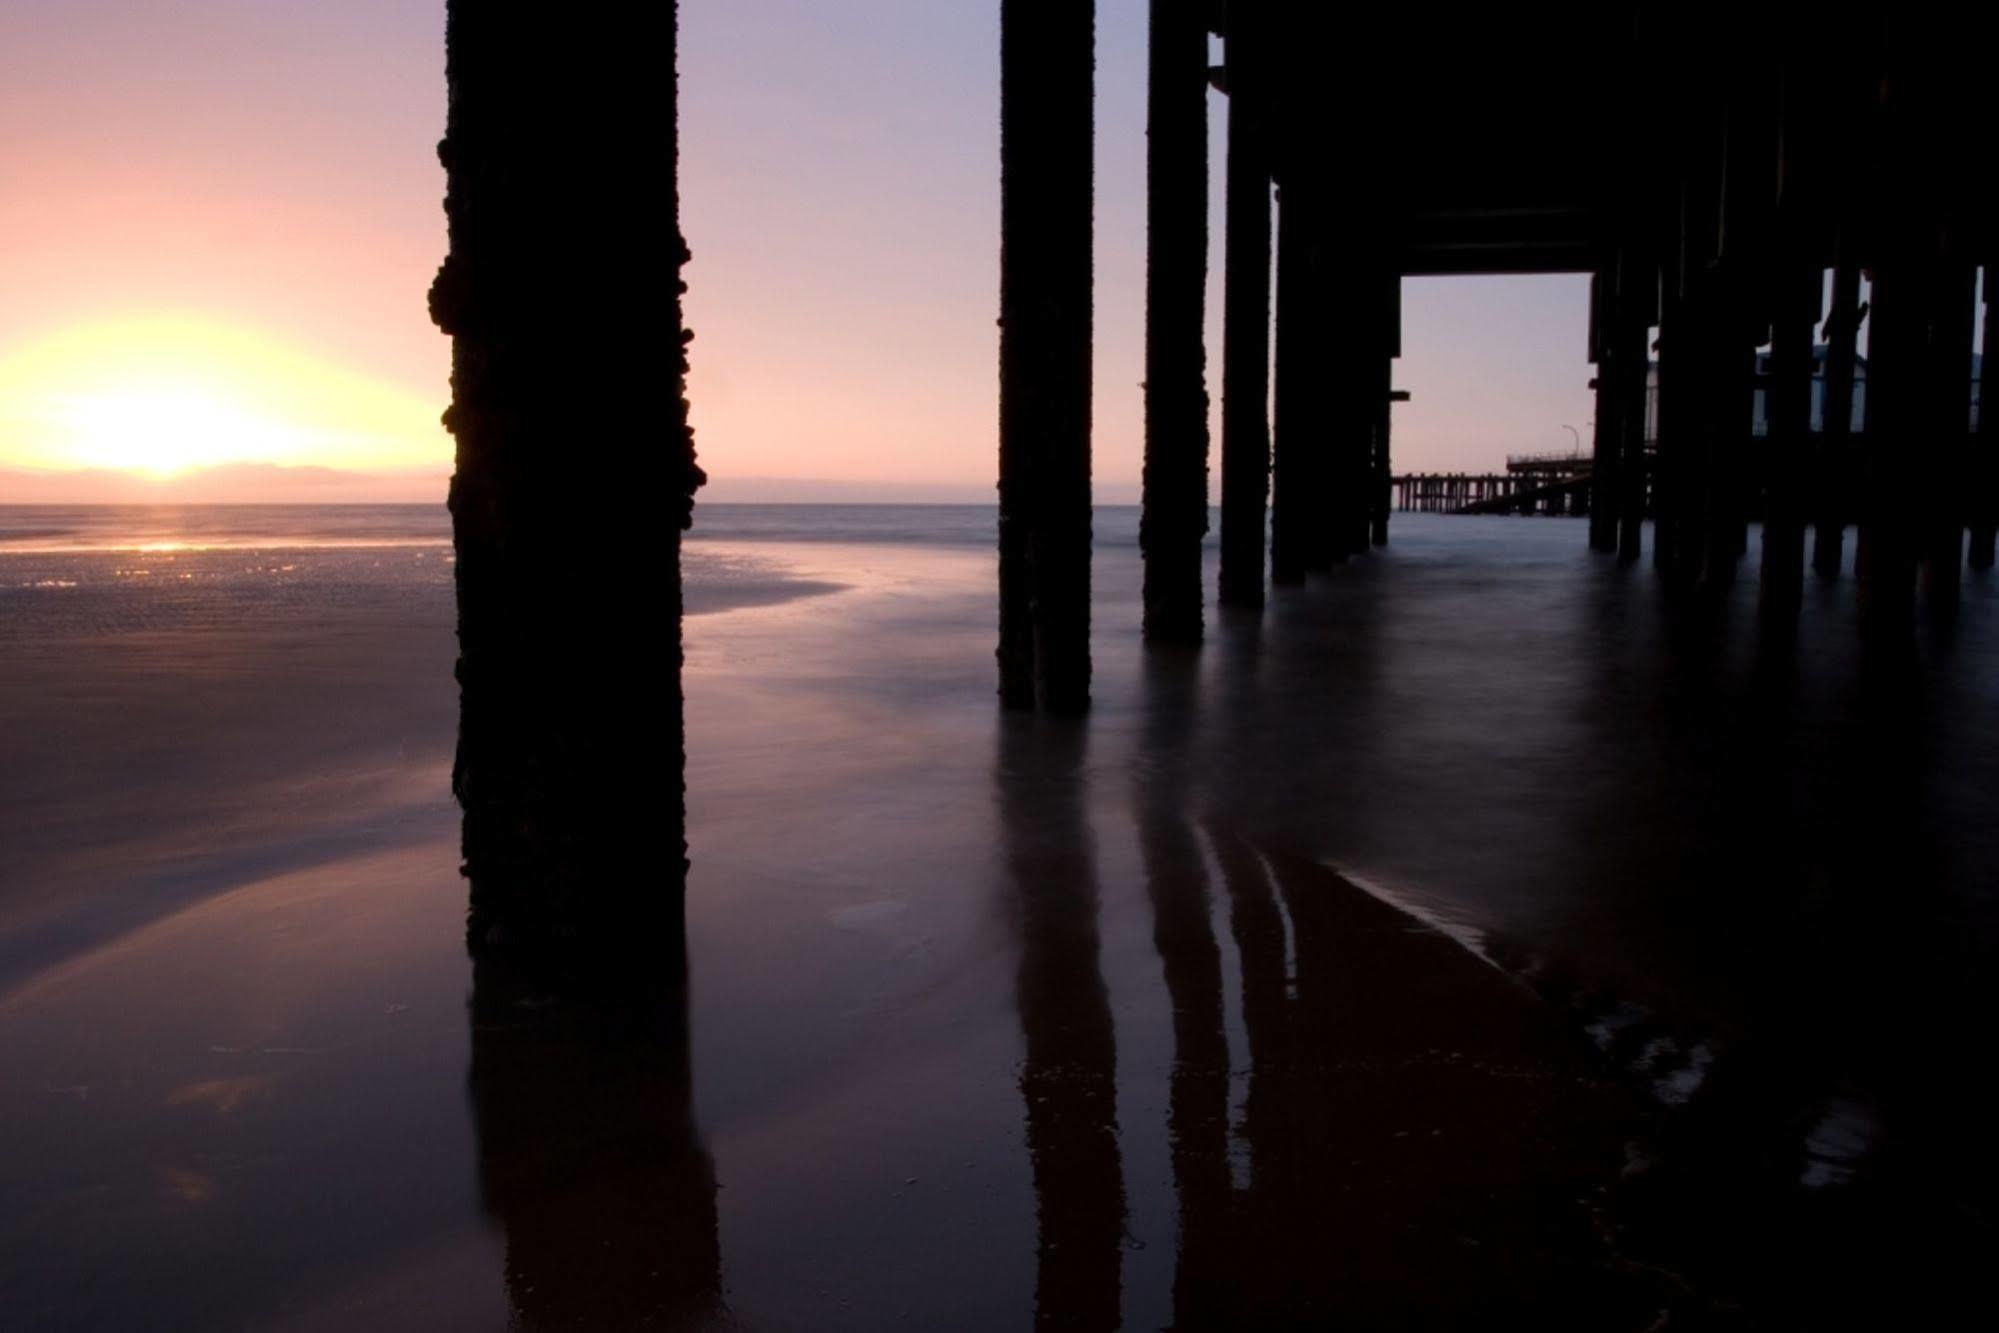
[0,315,448,479]
[50,381,314,477]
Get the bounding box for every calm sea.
[0,503,1074,626]
[0,501,1081,557]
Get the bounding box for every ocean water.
[0,502,955,621]
[2,501,1997,1329]
[0,500,1031,554]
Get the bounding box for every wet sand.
[2,510,1995,1329]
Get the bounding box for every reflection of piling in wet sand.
[1146,824,1665,1324]
[996,718,1124,1331]
[1133,655,1231,1328]
[468,954,720,1331]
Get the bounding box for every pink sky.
[1,1,1596,504]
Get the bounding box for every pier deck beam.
[1140,0,1211,640]
[999,0,1095,711]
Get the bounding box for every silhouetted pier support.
[1585,241,1656,561]
[1587,272,1619,553]
[431,1,702,963]
[1217,4,1271,608]
[1859,54,1978,624]
[1762,253,1820,608]
[1650,243,1685,574]
[1613,251,1655,562]
[1973,266,1999,571]
[1320,260,1388,557]
[1919,256,1977,610]
[1652,272,1744,589]
[999,0,1095,711]
[1762,94,1826,612]
[1654,80,1760,591]
[1861,250,1925,623]
[1271,184,1325,584]
[1814,261,1864,577]
[1857,256,1924,622]
[1140,0,1211,640]
[1370,275,1401,547]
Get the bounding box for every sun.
[0,315,448,478]
[54,380,312,477]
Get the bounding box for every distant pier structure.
[1394,451,1614,518]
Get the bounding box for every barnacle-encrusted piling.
[431,1,703,966]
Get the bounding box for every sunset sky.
[0,0,1595,503]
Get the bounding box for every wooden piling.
[1972,264,1999,571]
[1761,252,1823,608]
[1920,257,1977,609]
[999,0,1095,710]
[1321,260,1390,557]
[1371,274,1400,547]
[1271,184,1314,585]
[1860,241,1924,625]
[1615,250,1656,564]
[1587,272,1619,552]
[1655,76,1761,592]
[1218,3,1271,608]
[1140,0,1211,640]
[431,0,702,961]
[1814,261,1863,577]
[1859,43,1979,625]
[1709,74,1777,584]
[1651,219,1687,577]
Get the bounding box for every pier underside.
[414,8,1999,1317]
